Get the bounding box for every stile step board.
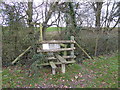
[55,54,67,63]
[49,61,57,69]
[47,56,76,60]
[38,60,76,66]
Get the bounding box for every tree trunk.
[27,1,33,29]
[95,2,103,31]
[42,2,59,40]
[68,2,77,29]
[93,2,103,31]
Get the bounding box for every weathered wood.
[50,61,57,69]
[12,46,31,64]
[52,68,56,75]
[39,24,43,41]
[55,54,67,63]
[71,36,74,57]
[37,40,75,44]
[64,45,67,56]
[50,61,57,75]
[75,40,92,59]
[37,47,75,52]
[47,56,76,60]
[60,44,67,56]
[54,54,66,73]
[38,60,76,66]
[61,64,65,73]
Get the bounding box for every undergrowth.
[2,54,118,88]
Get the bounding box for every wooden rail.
[12,46,31,64]
[37,40,75,44]
[37,47,75,52]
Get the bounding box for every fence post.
[71,36,74,58]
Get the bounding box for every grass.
[2,54,118,88]
[35,27,66,32]
[46,27,66,32]
[82,53,118,88]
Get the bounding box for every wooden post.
[75,40,92,59]
[61,64,65,73]
[39,24,43,41]
[64,44,67,56]
[55,54,67,73]
[52,68,56,75]
[71,36,74,58]
[12,46,31,64]
[50,62,57,75]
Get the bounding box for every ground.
[2,53,118,88]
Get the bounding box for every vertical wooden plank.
[63,44,67,56]
[52,68,56,75]
[39,24,43,41]
[71,36,74,57]
[61,64,65,73]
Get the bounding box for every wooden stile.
[37,36,76,74]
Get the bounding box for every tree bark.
[27,1,33,28]
[42,2,59,40]
[92,2,103,31]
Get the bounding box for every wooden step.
[47,56,76,60]
[38,60,76,66]
[49,61,57,69]
[54,54,67,63]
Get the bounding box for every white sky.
[3,0,120,2]
[1,0,120,27]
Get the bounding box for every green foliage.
[32,53,46,63]
[29,53,47,76]
[2,27,33,66]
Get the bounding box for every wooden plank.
[39,24,43,41]
[63,45,67,56]
[37,47,75,52]
[75,40,92,59]
[47,56,76,60]
[49,61,57,75]
[61,64,65,73]
[38,60,76,66]
[54,54,67,63]
[37,40,75,44]
[12,46,31,64]
[71,36,74,57]
[49,61,57,69]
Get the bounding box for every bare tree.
[92,2,103,30]
[26,1,33,28]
